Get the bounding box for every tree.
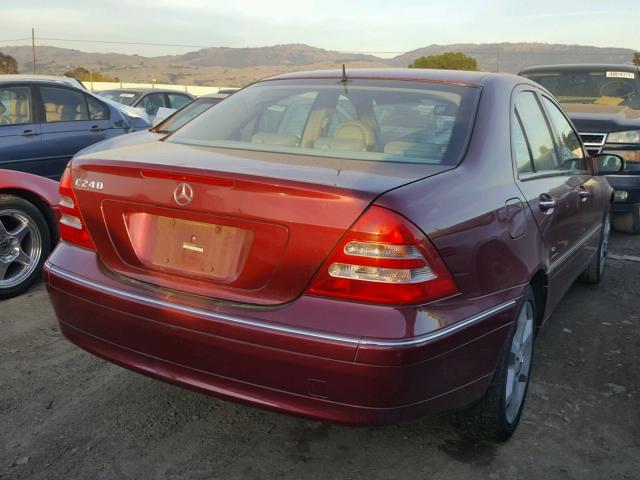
[0,52,18,74]
[633,52,640,67]
[63,66,118,82]
[409,52,479,71]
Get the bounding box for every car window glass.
[0,86,32,125]
[515,92,560,173]
[168,80,480,166]
[255,91,318,138]
[87,95,109,120]
[512,114,534,175]
[156,99,218,133]
[326,95,358,137]
[138,93,166,115]
[541,96,586,171]
[41,87,89,122]
[167,93,191,109]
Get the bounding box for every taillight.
[58,166,96,250]
[306,206,458,305]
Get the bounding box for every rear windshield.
[98,91,139,106]
[168,79,480,165]
[155,97,221,133]
[522,70,640,109]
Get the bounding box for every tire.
[580,213,610,284]
[452,288,536,442]
[0,194,51,300]
[611,208,640,234]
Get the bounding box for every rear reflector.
[306,206,459,305]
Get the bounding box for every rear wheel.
[452,288,535,442]
[580,213,610,284]
[0,195,51,300]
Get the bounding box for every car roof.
[97,88,193,95]
[261,68,520,87]
[0,74,85,89]
[519,64,640,74]
[198,93,230,99]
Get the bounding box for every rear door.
[0,84,43,174]
[38,85,111,179]
[136,92,167,118]
[511,88,587,309]
[538,94,599,252]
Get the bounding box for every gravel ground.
[1,233,639,480]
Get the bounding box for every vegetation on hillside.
[409,52,479,71]
[63,66,119,82]
[0,52,18,74]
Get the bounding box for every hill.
[0,42,636,87]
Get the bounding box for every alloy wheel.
[505,299,534,424]
[0,209,42,289]
[599,215,610,276]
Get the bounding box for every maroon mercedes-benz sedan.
[44,69,622,441]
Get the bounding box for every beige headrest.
[335,121,376,147]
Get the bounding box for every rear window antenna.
[341,64,348,83]
[340,64,350,92]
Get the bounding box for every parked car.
[96,88,195,121]
[0,74,87,90]
[45,68,622,441]
[0,77,151,180]
[0,169,59,299]
[519,64,640,233]
[77,92,231,155]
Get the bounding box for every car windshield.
[168,79,480,165]
[154,97,223,133]
[98,91,139,106]
[522,70,640,109]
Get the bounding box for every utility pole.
[31,27,36,74]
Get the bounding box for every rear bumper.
[45,243,520,425]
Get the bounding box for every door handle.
[578,188,591,202]
[538,194,557,214]
[89,125,104,132]
[21,129,40,137]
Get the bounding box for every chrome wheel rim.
[599,215,610,276]
[505,300,534,424]
[0,209,42,289]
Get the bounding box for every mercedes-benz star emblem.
[173,183,194,206]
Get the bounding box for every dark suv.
[519,64,640,233]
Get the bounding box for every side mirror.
[591,153,624,175]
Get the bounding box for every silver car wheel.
[505,299,534,424]
[0,209,42,289]
[599,215,610,276]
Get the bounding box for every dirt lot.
[1,233,639,480]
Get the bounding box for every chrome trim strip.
[45,262,518,349]
[358,300,517,347]
[549,224,600,274]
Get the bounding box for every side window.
[512,113,534,175]
[0,86,32,125]
[41,87,89,122]
[515,92,560,173]
[168,93,191,110]
[138,93,166,116]
[541,96,586,171]
[87,95,109,120]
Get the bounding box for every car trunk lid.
[71,141,451,305]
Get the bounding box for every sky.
[1,0,639,57]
